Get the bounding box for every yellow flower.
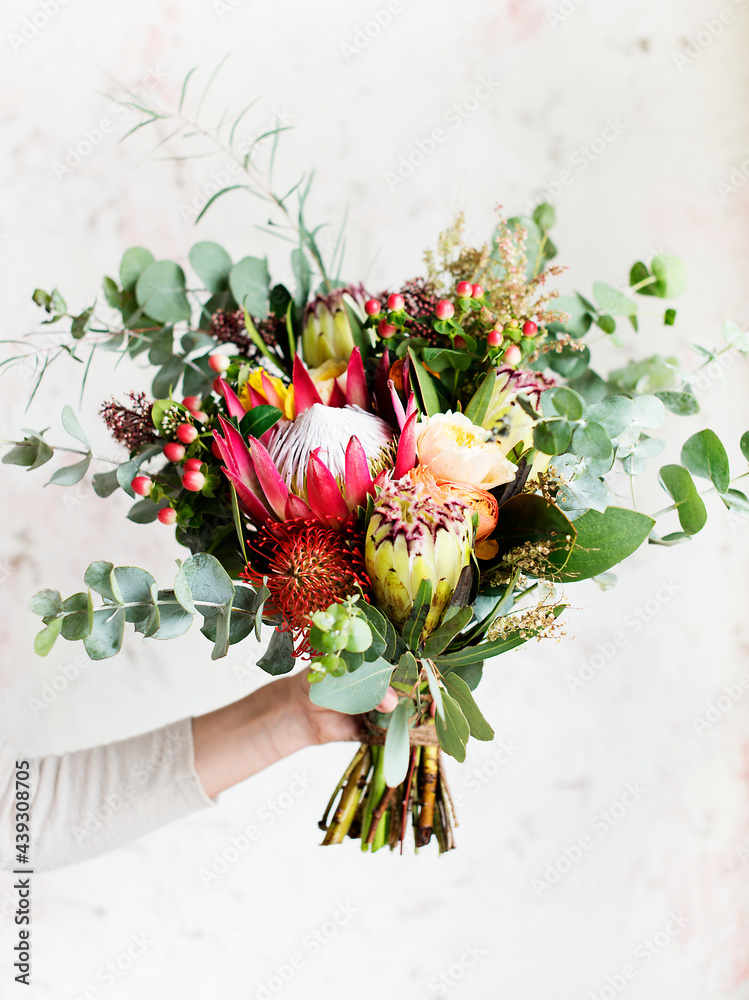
[416,412,517,490]
[238,370,295,420]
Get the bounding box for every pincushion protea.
[365,476,474,638]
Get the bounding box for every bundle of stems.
[318,718,457,853]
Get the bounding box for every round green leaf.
[229,257,270,317]
[680,429,730,494]
[740,431,749,464]
[651,254,687,298]
[135,261,190,324]
[533,419,574,456]
[189,242,232,294]
[659,465,708,534]
[655,391,699,416]
[571,422,612,460]
[120,247,155,292]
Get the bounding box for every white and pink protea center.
[269,403,395,498]
[416,411,517,491]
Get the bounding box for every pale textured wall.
[2,1,749,997]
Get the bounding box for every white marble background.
[2,0,749,997]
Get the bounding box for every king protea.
[364,476,474,639]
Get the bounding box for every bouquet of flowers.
[5,78,748,854]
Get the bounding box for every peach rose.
[416,412,517,490]
[407,467,499,540]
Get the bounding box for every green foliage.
[435,692,470,762]
[383,700,411,786]
[28,555,262,661]
[658,465,708,535]
[136,261,191,324]
[680,429,730,494]
[229,257,271,316]
[547,507,655,581]
[308,656,394,714]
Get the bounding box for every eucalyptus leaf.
[256,628,295,675]
[47,455,91,487]
[659,465,708,535]
[655,391,699,416]
[84,607,126,659]
[135,261,190,324]
[680,429,730,494]
[189,241,232,293]
[383,700,411,786]
[229,256,271,316]
[34,617,63,657]
[309,656,394,714]
[61,405,90,447]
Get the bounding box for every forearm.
[0,721,212,872]
[192,676,319,798]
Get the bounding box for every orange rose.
[407,467,499,541]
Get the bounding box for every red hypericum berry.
[211,440,223,459]
[522,320,538,337]
[192,410,208,423]
[176,423,198,445]
[471,284,484,298]
[364,298,382,317]
[487,330,503,348]
[454,336,467,350]
[184,458,203,473]
[182,470,205,492]
[208,354,231,373]
[163,442,186,463]
[456,281,473,298]
[435,299,455,320]
[504,345,522,365]
[378,319,397,339]
[157,507,177,525]
[182,396,201,412]
[386,293,405,312]
[131,475,152,496]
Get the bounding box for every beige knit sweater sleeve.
[0,719,214,872]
